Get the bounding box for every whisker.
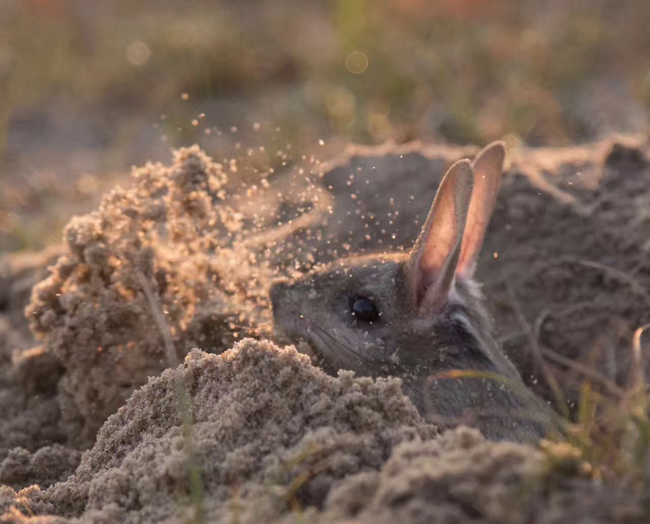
[309,324,381,371]
[310,324,424,398]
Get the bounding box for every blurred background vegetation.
[1,0,650,252]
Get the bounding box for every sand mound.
[1,340,644,524]
[0,339,433,522]
[25,146,274,443]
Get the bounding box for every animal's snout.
[269,278,304,345]
[269,279,290,311]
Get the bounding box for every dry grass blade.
[534,335,626,399]
[553,326,650,491]
[229,487,242,524]
[631,324,650,393]
[506,282,569,418]
[137,271,205,524]
[579,260,650,304]
[136,271,181,368]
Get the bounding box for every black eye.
[349,295,380,323]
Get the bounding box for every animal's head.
[271,142,547,441]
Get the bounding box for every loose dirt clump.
[0,249,74,485]
[24,146,274,443]
[0,446,82,492]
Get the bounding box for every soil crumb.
[0,446,81,492]
[0,340,645,524]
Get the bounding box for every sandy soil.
[0,137,648,522]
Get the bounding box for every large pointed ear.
[406,159,474,312]
[457,141,506,277]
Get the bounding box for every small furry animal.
[271,142,549,441]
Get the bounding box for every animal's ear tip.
[450,158,473,176]
[440,159,473,187]
[452,157,472,168]
[491,141,506,156]
[477,141,506,164]
[448,160,474,190]
[486,140,506,151]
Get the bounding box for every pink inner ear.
[458,142,505,276]
[408,160,473,312]
[417,210,463,303]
